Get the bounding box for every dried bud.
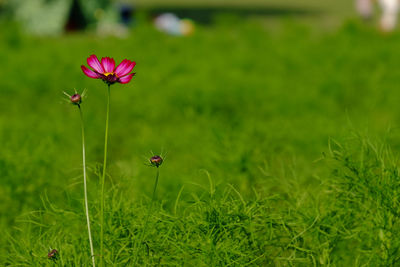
[48,249,58,260]
[70,94,82,105]
[150,155,163,167]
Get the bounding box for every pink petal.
[118,73,135,84]
[81,65,101,79]
[101,57,115,73]
[115,59,136,77]
[87,55,104,73]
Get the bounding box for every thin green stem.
[149,168,160,214]
[134,167,160,264]
[100,84,110,267]
[79,106,96,267]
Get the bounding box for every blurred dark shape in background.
[119,3,135,26]
[65,0,87,32]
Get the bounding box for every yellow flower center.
[103,72,114,76]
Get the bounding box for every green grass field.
[2,4,400,265]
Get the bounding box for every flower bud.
[48,249,58,260]
[150,155,163,167]
[70,94,82,105]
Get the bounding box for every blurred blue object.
[119,3,135,26]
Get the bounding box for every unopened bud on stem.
[47,249,58,260]
[150,155,163,167]
[70,94,82,105]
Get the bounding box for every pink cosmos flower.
[81,55,136,85]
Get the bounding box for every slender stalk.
[147,167,160,216]
[100,84,111,267]
[79,105,96,267]
[134,167,160,264]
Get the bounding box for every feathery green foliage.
[2,16,400,265]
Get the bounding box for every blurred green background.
[2,0,400,265]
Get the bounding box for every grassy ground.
[2,8,400,266]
